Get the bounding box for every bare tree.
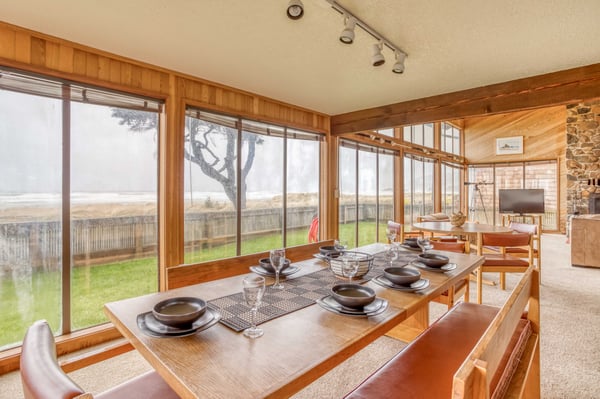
[111,109,261,209]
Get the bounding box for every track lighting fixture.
[286,0,304,20]
[371,42,385,66]
[285,0,408,74]
[392,51,406,74]
[339,16,356,44]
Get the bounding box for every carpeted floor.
[1,234,598,398]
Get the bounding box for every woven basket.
[326,251,374,279]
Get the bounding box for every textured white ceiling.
[2,0,600,115]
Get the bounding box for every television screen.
[498,189,545,214]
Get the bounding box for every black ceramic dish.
[402,238,420,248]
[258,257,291,273]
[152,297,207,327]
[319,245,342,257]
[383,267,421,285]
[330,283,376,308]
[417,253,450,268]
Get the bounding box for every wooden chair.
[485,221,541,270]
[20,320,180,399]
[430,240,470,309]
[476,232,533,304]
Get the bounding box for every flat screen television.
[498,189,545,215]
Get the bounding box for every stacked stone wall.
[566,100,600,214]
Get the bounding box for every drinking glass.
[341,255,359,282]
[242,275,266,339]
[269,248,286,290]
[417,237,431,254]
[385,246,398,267]
[385,228,397,244]
[334,239,348,252]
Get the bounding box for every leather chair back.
[20,320,86,399]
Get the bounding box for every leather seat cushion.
[343,302,499,399]
[483,254,530,267]
[96,371,180,399]
[484,246,539,255]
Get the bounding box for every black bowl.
[331,284,376,309]
[319,245,342,257]
[383,267,421,285]
[152,297,207,327]
[417,253,450,268]
[259,257,291,273]
[403,238,420,248]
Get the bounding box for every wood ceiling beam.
[331,62,600,134]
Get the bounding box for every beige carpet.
[1,234,598,398]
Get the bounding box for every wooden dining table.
[104,243,483,399]
[412,221,513,255]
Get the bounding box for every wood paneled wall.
[463,106,567,231]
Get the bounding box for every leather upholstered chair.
[20,320,180,399]
[476,232,533,304]
[430,240,469,309]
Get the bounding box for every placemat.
[208,250,418,332]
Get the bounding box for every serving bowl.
[152,297,207,327]
[327,251,373,279]
[331,284,376,308]
[417,253,450,268]
[259,257,291,273]
[383,267,421,285]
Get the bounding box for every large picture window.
[183,109,322,262]
[339,141,396,247]
[467,161,558,229]
[404,154,435,224]
[0,68,162,348]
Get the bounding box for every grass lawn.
[0,221,386,349]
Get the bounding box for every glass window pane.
[377,128,394,137]
[184,113,238,262]
[241,127,283,255]
[423,123,434,148]
[403,156,414,223]
[339,146,357,248]
[403,126,411,142]
[71,103,159,331]
[379,153,394,242]
[0,90,62,348]
[526,162,558,230]
[358,151,377,247]
[442,163,462,215]
[467,166,495,224]
[286,137,320,246]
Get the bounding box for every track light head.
[371,42,385,66]
[286,0,304,20]
[339,17,356,44]
[392,51,406,74]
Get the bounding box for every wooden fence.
[0,204,398,270]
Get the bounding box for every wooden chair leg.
[477,268,483,304]
[464,276,470,303]
[446,285,456,310]
[500,272,506,290]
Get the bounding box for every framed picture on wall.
[496,136,523,155]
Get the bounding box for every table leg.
[385,306,429,342]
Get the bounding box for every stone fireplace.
[566,100,600,214]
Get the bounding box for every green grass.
[1,221,387,349]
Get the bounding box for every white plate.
[372,275,430,292]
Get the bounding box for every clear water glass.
[269,248,286,289]
[341,255,359,282]
[243,275,266,339]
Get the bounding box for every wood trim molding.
[331,62,600,134]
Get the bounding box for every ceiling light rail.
[324,0,408,73]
